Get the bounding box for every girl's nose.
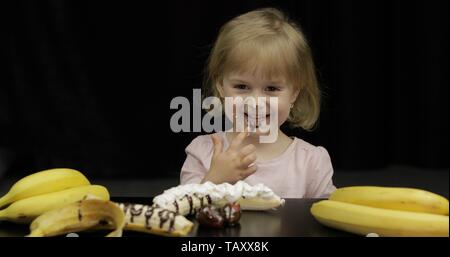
[244,97,271,115]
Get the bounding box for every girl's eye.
[265,86,281,92]
[234,84,249,90]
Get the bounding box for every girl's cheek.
[277,103,291,125]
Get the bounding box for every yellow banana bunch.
[311,186,449,237]
[330,186,449,215]
[0,185,110,223]
[0,168,194,237]
[0,168,90,209]
[311,200,448,237]
[28,199,125,237]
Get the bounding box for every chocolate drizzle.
[158,209,176,232]
[144,206,154,229]
[185,194,193,215]
[117,202,178,233]
[129,204,143,223]
[199,195,204,209]
[170,194,214,215]
[195,195,213,214]
[173,200,179,214]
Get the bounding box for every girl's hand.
[201,132,257,184]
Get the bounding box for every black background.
[2,0,448,179]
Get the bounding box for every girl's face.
[218,71,299,138]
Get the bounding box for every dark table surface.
[0,197,354,237]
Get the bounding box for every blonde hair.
[203,8,320,130]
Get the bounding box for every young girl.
[180,8,336,198]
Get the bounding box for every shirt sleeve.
[305,146,337,198]
[179,135,213,185]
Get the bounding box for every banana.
[116,202,194,236]
[311,200,449,237]
[0,185,110,223]
[28,199,125,237]
[0,168,90,209]
[329,186,449,215]
[237,197,285,211]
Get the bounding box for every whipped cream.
[153,181,281,207]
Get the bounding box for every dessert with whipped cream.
[152,181,285,216]
[116,202,194,236]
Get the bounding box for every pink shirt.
[180,132,336,198]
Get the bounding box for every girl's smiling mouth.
[243,112,271,133]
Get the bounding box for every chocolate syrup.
[158,209,175,232]
[173,200,179,214]
[199,195,204,209]
[129,204,143,223]
[185,194,193,215]
[176,194,212,215]
[144,206,154,229]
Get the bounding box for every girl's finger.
[238,144,256,159]
[229,132,248,151]
[240,153,257,168]
[211,134,223,157]
[243,164,258,177]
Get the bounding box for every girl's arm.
[180,152,207,184]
